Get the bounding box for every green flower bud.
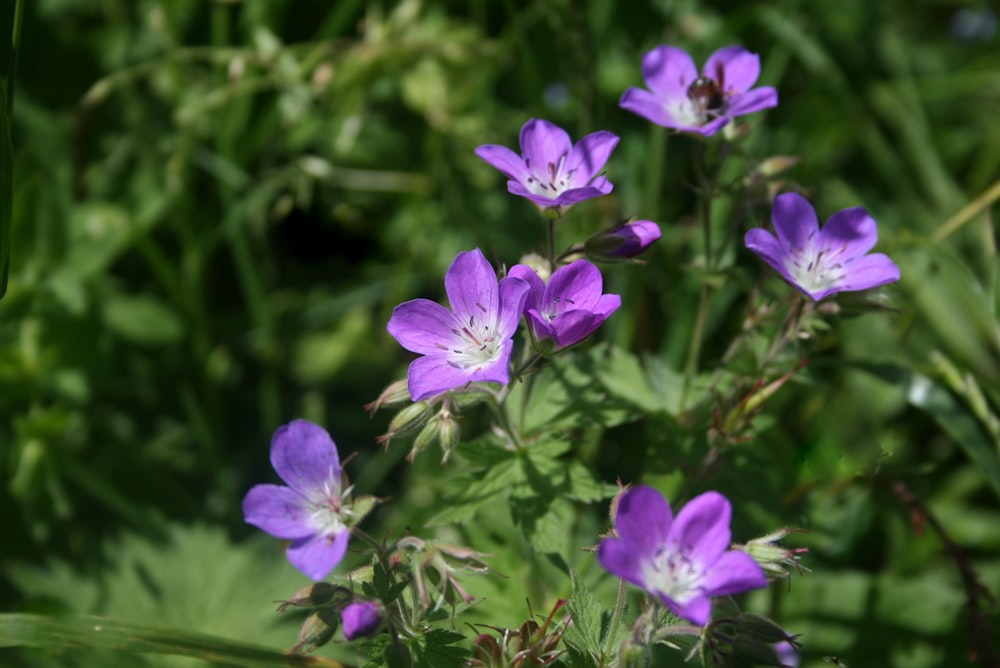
[276,582,338,612]
[384,640,414,668]
[289,607,339,655]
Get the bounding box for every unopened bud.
[384,640,414,668]
[437,409,460,462]
[288,607,338,655]
[341,600,383,640]
[276,582,338,612]
[756,155,801,178]
[377,401,432,448]
[585,220,662,261]
[365,379,412,415]
[514,252,551,283]
[739,528,809,578]
[619,637,651,668]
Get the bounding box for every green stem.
[7,0,23,116]
[680,284,711,411]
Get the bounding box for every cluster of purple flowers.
[242,41,902,643]
[387,249,622,401]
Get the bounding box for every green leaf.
[907,373,1000,502]
[411,629,469,668]
[0,79,10,300]
[563,570,604,661]
[0,613,347,667]
[102,293,185,346]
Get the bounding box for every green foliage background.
[2,0,999,666]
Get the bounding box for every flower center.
[448,308,502,371]
[643,547,704,605]
[305,472,348,535]
[785,242,849,294]
[524,154,576,199]
[541,295,575,323]
[671,77,728,126]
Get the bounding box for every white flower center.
[304,471,348,535]
[643,547,705,605]
[541,295,575,323]
[785,240,849,294]
[523,154,576,199]
[447,308,502,372]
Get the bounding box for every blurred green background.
[2,0,999,666]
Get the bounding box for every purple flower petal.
[817,206,878,261]
[546,260,605,311]
[287,529,350,581]
[839,253,901,291]
[520,119,572,176]
[667,491,732,566]
[772,192,819,255]
[549,310,602,348]
[496,275,531,339]
[614,485,674,560]
[565,131,620,186]
[242,484,312,540]
[507,265,546,311]
[729,86,779,116]
[387,299,460,355]
[446,249,500,325]
[704,46,760,94]
[474,144,528,182]
[642,45,698,100]
[663,594,713,627]
[270,420,341,495]
[597,537,647,588]
[745,228,802,290]
[699,550,767,597]
[619,87,674,127]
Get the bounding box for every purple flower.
[243,420,351,581]
[620,45,778,136]
[744,192,901,301]
[475,118,619,209]
[597,485,767,626]
[387,249,530,401]
[585,220,662,260]
[341,601,382,640]
[508,260,621,352]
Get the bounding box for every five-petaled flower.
[387,249,529,401]
[243,420,352,581]
[597,485,767,626]
[508,260,621,353]
[620,45,778,136]
[744,192,901,301]
[475,118,619,210]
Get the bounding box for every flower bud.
[384,640,414,668]
[738,528,809,578]
[365,379,411,415]
[276,582,338,612]
[585,220,661,261]
[341,600,383,640]
[377,401,433,448]
[289,607,339,655]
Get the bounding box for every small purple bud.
[341,601,382,640]
[585,220,661,261]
